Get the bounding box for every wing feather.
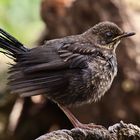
[8,41,96,97]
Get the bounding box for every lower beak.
[112,32,135,41]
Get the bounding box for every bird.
[0,21,135,129]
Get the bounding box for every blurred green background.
[0,1,44,139]
[0,0,44,46]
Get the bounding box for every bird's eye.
[105,31,113,38]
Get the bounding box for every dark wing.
[58,42,96,69]
[8,41,96,97]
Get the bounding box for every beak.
[112,32,135,42]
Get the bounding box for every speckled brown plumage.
[0,21,135,128]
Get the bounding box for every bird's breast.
[87,55,117,102]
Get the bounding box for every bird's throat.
[98,40,120,52]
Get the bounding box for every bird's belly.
[90,71,114,102]
[50,66,116,106]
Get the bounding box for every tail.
[0,28,28,60]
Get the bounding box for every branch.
[35,121,140,140]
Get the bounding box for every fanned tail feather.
[0,28,69,98]
[0,28,28,59]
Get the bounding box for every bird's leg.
[58,104,81,128]
[58,104,104,130]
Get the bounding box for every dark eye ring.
[105,31,113,37]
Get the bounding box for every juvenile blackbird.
[0,21,135,129]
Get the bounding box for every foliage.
[0,0,44,46]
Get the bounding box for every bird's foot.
[58,105,105,130]
[75,122,105,130]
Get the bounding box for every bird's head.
[83,21,135,51]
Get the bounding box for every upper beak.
[112,32,135,41]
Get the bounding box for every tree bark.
[35,121,140,140]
